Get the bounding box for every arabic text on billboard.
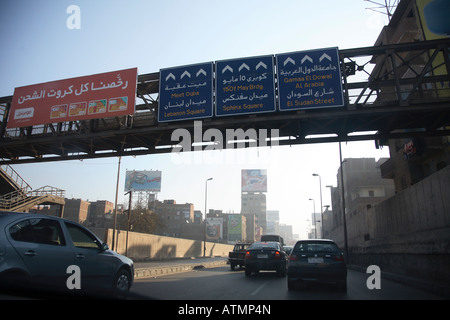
[242,169,267,192]
[9,68,138,129]
[124,170,162,192]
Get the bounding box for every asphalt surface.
[131,264,445,300]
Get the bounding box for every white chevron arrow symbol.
[196,69,207,77]
[301,55,313,64]
[319,53,332,62]
[239,63,250,72]
[181,70,191,79]
[283,57,295,66]
[166,73,175,81]
[256,61,267,70]
[222,65,233,74]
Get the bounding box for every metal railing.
[0,185,65,210]
[0,39,448,164]
[0,162,32,192]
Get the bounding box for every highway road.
[130,265,443,300]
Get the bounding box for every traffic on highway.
[0,221,443,301]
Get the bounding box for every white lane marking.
[251,281,269,296]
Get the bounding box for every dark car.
[244,241,288,277]
[283,246,293,255]
[287,239,347,292]
[0,211,134,298]
[261,234,285,246]
[228,242,252,270]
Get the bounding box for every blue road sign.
[216,55,276,117]
[276,47,344,111]
[158,62,214,122]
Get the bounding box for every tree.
[119,203,162,234]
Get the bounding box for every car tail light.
[274,251,281,259]
[245,251,251,259]
[333,254,344,262]
[289,254,298,261]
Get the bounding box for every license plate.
[308,257,324,263]
[257,254,268,259]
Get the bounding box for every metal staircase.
[0,163,65,212]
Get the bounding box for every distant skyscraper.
[241,169,267,236]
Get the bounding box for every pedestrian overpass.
[0,38,448,165]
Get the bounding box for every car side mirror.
[100,243,109,251]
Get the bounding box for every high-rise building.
[371,0,450,193]
[266,210,280,234]
[241,192,267,236]
[325,158,395,244]
[241,169,268,237]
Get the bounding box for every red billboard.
[8,68,138,128]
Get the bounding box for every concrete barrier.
[105,228,234,261]
[328,166,450,298]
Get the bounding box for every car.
[287,239,347,292]
[244,241,288,277]
[283,246,293,255]
[228,242,252,270]
[0,211,134,298]
[261,234,285,246]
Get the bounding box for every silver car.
[0,211,133,298]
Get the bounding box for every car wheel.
[114,269,131,298]
[230,263,236,271]
[245,268,252,277]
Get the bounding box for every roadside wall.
[329,166,450,296]
[104,228,234,261]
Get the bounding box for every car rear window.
[293,241,339,253]
[249,242,279,250]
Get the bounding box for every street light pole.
[204,177,213,257]
[308,198,316,238]
[125,190,132,256]
[312,173,323,238]
[112,156,121,251]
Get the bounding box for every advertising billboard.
[124,170,162,192]
[8,68,138,128]
[241,169,267,192]
[206,218,223,241]
[228,215,243,242]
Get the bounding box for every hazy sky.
[0,0,391,237]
